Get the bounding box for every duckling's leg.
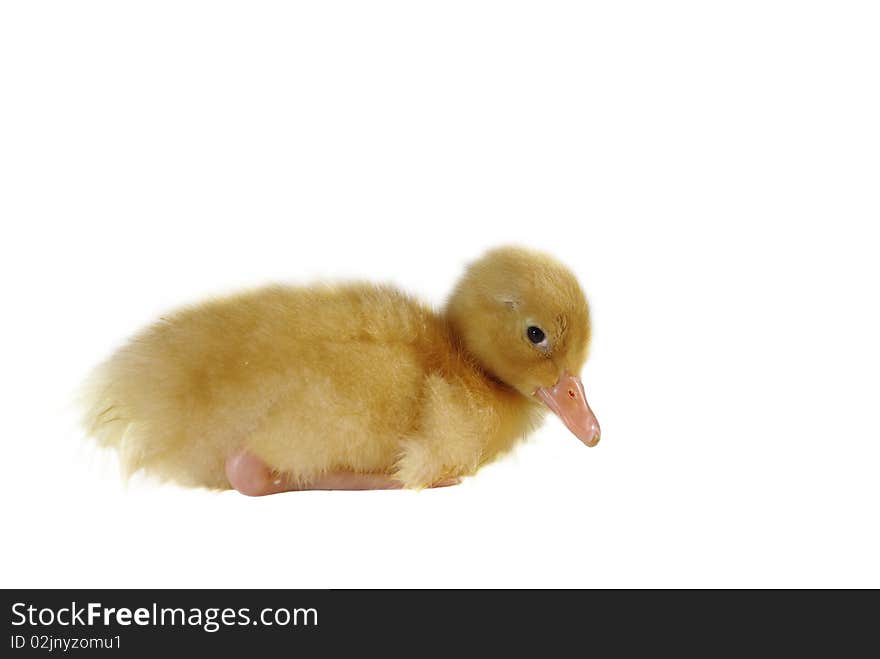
[225,449,459,495]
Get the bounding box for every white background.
[1,2,878,588]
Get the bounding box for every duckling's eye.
[527,326,546,345]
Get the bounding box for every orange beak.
[534,372,601,447]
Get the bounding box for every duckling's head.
[446,246,601,446]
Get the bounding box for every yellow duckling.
[81,246,600,494]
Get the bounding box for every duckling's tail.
[78,342,223,488]
[79,355,166,481]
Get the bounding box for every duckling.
[81,246,600,494]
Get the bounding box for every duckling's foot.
[431,477,463,488]
[225,449,459,495]
[225,449,294,496]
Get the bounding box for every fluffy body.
[81,247,591,490]
[83,284,542,488]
